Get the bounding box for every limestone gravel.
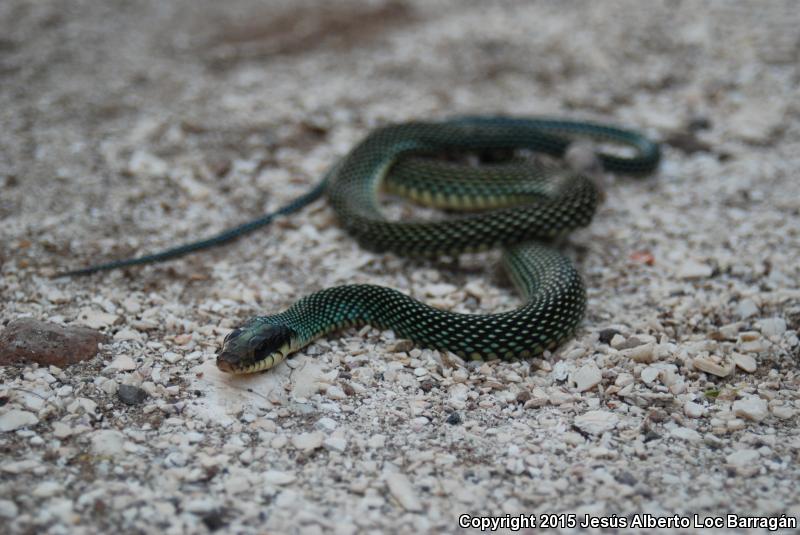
[1,0,800,534]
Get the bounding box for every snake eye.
[224,328,242,343]
[251,325,295,359]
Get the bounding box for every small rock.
[90,430,126,457]
[100,379,118,395]
[113,328,142,342]
[32,481,62,498]
[315,417,338,432]
[424,283,457,297]
[684,401,706,418]
[129,150,168,179]
[727,101,786,142]
[0,318,106,368]
[738,331,760,342]
[323,435,347,452]
[184,498,218,514]
[0,409,39,432]
[0,499,18,518]
[200,510,227,532]
[551,361,572,381]
[693,355,733,377]
[609,334,627,349]
[598,329,620,345]
[670,427,702,442]
[620,342,656,363]
[162,351,181,364]
[574,410,619,435]
[733,397,768,422]
[411,416,429,429]
[263,470,296,485]
[717,322,743,340]
[385,472,423,512]
[291,432,324,451]
[326,385,347,400]
[1,460,40,474]
[616,336,645,350]
[117,384,148,405]
[571,363,602,392]
[736,299,759,319]
[446,412,462,425]
[52,422,73,438]
[640,366,660,384]
[76,308,119,329]
[725,449,760,468]
[368,435,386,448]
[515,391,531,404]
[732,353,757,373]
[677,259,712,279]
[451,369,469,383]
[771,405,795,419]
[106,355,136,372]
[391,340,414,353]
[757,317,786,339]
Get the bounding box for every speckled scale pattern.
[259,242,585,361]
[249,117,659,362]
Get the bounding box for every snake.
[62,116,659,374]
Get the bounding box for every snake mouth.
[217,350,287,374]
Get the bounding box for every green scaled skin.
[217,116,659,374]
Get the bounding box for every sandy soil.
[1,1,799,533]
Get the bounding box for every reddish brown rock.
[0,318,107,368]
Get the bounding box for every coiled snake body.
[64,117,659,374]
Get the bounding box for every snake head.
[216,319,297,374]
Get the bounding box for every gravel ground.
[2,1,799,533]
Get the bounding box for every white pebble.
[368,435,386,449]
[670,427,702,442]
[0,410,39,432]
[640,366,660,384]
[264,470,296,485]
[757,317,786,339]
[184,498,217,514]
[693,355,733,377]
[684,401,706,418]
[291,432,324,451]
[76,308,118,329]
[32,481,62,498]
[315,417,338,432]
[162,351,181,364]
[106,355,136,372]
[52,422,73,438]
[326,385,347,400]
[736,299,759,319]
[573,410,619,435]
[676,259,712,279]
[733,353,757,373]
[571,363,602,392]
[90,430,126,457]
[451,369,469,383]
[725,449,760,467]
[0,499,18,518]
[323,435,348,452]
[733,397,768,422]
[620,342,656,363]
[609,334,627,349]
[771,405,795,419]
[385,472,423,512]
